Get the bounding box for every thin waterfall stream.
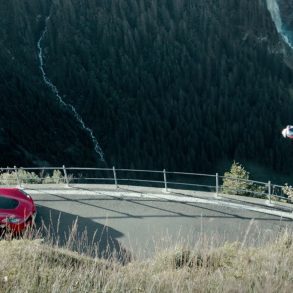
[37,15,105,162]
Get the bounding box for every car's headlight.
[2,217,21,224]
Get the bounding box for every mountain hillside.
[278,0,293,43]
[0,0,98,167]
[1,0,293,179]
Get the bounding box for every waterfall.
[266,0,293,49]
[37,16,105,162]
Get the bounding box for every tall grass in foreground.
[1,226,293,292]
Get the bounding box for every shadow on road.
[35,205,131,263]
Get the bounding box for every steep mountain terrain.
[278,0,293,46]
[0,0,99,167]
[1,0,293,179]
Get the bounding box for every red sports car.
[0,188,36,234]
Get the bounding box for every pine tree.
[222,161,252,196]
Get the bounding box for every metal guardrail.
[0,166,291,204]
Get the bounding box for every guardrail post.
[113,166,118,189]
[268,180,271,204]
[163,169,168,192]
[62,165,69,187]
[216,173,219,197]
[14,166,21,188]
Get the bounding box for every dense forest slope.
[1,0,293,178]
[0,1,98,166]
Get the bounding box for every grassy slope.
[1,233,293,292]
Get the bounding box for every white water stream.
[37,16,105,162]
[266,0,293,49]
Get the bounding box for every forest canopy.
[1,0,293,180]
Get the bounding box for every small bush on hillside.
[222,161,252,196]
[42,170,65,184]
[0,170,18,185]
[0,169,40,185]
[17,169,40,184]
[222,161,266,197]
[0,169,66,185]
[282,184,293,201]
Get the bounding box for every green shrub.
[17,169,40,184]
[222,162,268,198]
[0,169,66,185]
[222,161,252,196]
[0,170,19,185]
[0,169,40,185]
[282,184,293,201]
[42,170,64,184]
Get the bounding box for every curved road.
[26,184,293,260]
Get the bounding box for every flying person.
[282,125,293,139]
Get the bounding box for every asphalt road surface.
[26,185,293,260]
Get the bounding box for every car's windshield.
[0,195,19,209]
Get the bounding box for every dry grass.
[1,229,293,292]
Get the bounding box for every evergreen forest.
[1,0,293,181]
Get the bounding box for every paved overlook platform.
[23,184,293,259]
